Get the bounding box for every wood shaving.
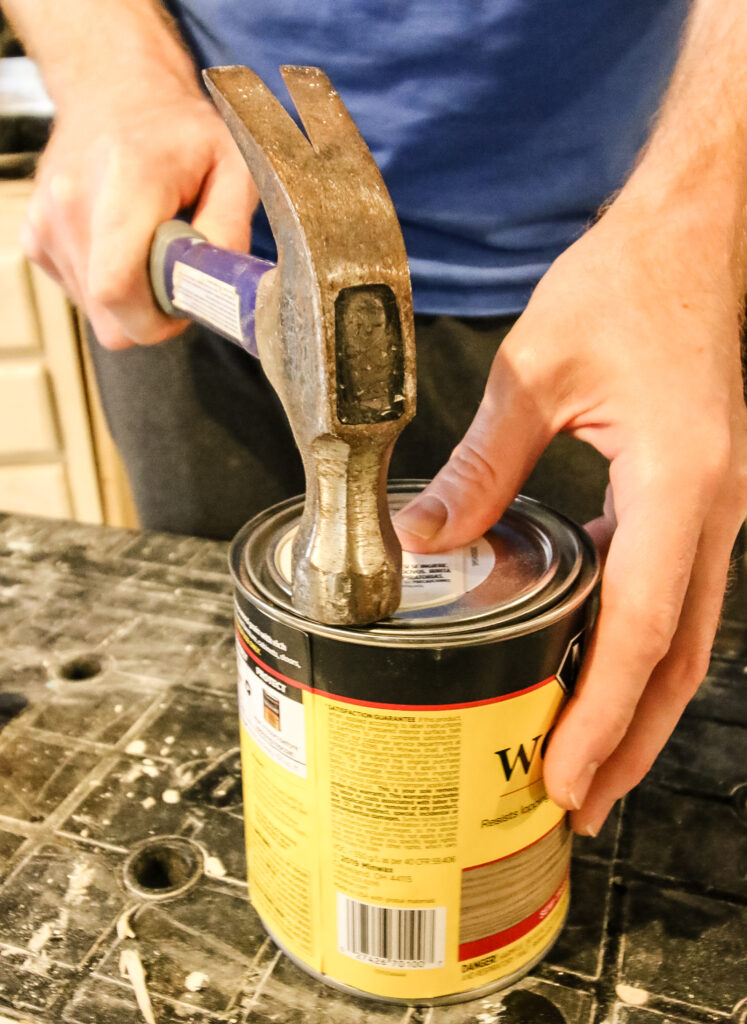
[615,984,649,1006]
[115,907,137,941]
[185,970,209,992]
[120,948,156,1024]
[204,855,227,878]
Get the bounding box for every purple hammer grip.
[153,223,275,358]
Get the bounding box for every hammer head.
[204,65,416,626]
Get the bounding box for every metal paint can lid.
[232,480,598,647]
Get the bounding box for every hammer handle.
[149,220,275,357]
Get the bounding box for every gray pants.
[88,315,609,540]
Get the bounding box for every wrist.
[602,163,747,303]
[54,59,203,122]
[14,1,202,113]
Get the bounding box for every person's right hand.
[21,75,258,350]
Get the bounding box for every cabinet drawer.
[0,247,39,350]
[0,362,59,455]
[0,462,71,517]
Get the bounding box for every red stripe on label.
[236,631,310,689]
[236,630,558,710]
[320,678,557,711]
[458,875,568,962]
[501,777,547,798]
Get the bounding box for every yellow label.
[237,640,571,1001]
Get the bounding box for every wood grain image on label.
[459,820,571,960]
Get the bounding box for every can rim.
[229,481,599,649]
[254,909,569,1006]
[264,497,578,629]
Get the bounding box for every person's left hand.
[393,193,747,836]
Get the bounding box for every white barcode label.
[337,894,446,969]
[172,261,243,343]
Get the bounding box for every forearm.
[617,0,747,292]
[2,0,201,109]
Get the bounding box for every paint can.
[229,480,599,1004]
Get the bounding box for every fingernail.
[393,495,448,541]
[568,761,598,811]
[580,812,607,838]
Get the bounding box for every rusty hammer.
[149,65,416,626]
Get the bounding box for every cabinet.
[0,178,136,526]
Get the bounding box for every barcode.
[337,894,446,969]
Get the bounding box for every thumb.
[191,147,259,253]
[393,346,553,551]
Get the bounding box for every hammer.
[149,65,416,626]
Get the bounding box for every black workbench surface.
[0,512,745,1024]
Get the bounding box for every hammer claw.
[279,65,376,165]
[204,66,312,185]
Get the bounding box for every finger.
[86,303,140,352]
[28,173,137,350]
[26,195,135,350]
[569,503,740,835]
[543,462,714,814]
[583,515,614,556]
[38,171,135,350]
[26,206,104,338]
[191,146,258,253]
[20,219,66,289]
[87,146,187,346]
[23,186,87,304]
[393,339,554,551]
[583,483,616,555]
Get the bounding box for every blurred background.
[0,6,136,529]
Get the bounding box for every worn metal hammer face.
[205,65,416,625]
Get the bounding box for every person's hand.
[21,73,258,349]
[394,195,747,836]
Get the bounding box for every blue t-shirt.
[167,0,688,315]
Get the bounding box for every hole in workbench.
[58,654,103,681]
[0,693,28,730]
[123,836,202,901]
[500,990,567,1024]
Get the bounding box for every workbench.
[0,511,745,1024]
